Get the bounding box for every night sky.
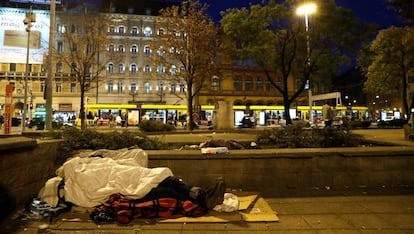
[157,0,403,29]
[71,0,404,29]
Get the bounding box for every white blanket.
[62,156,173,208]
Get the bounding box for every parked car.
[332,116,371,129]
[28,117,63,130]
[377,117,407,129]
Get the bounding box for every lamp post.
[45,0,55,130]
[296,2,316,123]
[23,7,36,131]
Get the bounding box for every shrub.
[56,128,168,165]
[138,120,176,132]
[256,125,364,148]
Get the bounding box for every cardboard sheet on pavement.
[160,193,278,223]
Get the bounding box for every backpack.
[90,193,207,224]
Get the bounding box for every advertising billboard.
[0,7,50,64]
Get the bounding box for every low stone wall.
[0,138,413,212]
[0,137,61,212]
[147,147,414,197]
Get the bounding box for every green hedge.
[256,125,364,148]
[138,120,176,132]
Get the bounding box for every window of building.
[108,63,114,73]
[144,82,151,93]
[57,24,65,33]
[109,26,116,35]
[143,26,152,37]
[118,26,125,36]
[118,44,125,53]
[157,65,164,74]
[57,41,64,52]
[131,27,138,36]
[157,83,164,95]
[170,83,176,93]
[108,44,115,52]
[179,83,185,93]
[157,46,164,56]
[70,82,76,93]
[56,62,63,73]
[86,44,93,54]
[144,45,151,55]
[144,64,151,73]
[158,28,164,35]
[130,82,137,92]
[130,64,137,73]
[55,83,62,93]
[170,65,177,75]
[117,82,123,93]
[131,45,137,54]
[233,76,243,91]
[107,82,113,93]
[211,76,220,91]
[245,76,253,91]
[118,63,124,73]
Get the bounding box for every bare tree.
[152,0,220,130]
[53,12,121,129]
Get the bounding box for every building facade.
[0,4,310,127]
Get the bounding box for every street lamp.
[23,7,36,131]
[296,2,316,123]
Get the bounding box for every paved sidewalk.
[3,194,414,233]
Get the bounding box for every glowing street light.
[296,2,316,123]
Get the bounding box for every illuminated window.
[144,82,150,93]
[117,82,123,93]
[108,63,114,73]
[130,64,137,73]
[130,82,137,92]
[131,45,137,54]
[109,26,115,35]
[143,26,152,37]
[118,26,125,35]
[157,65,164,74]
[55,83,62,93]
[57,41,64,52]
[211,76,220,91]
[144,45,151,55]
[70,82,76,93]
[170,83,176,93]
[108,44,115,52]
[56,62,63,73]
[107,82,113,93]
[179,83,185,93]
[118,63,124,73]
[131,27,138,36]
[170,65,177,75]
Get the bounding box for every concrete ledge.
[0,137,37,151]
[146,147,414,197]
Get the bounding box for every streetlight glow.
[296,2,317,123]
[296,3,317,16]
